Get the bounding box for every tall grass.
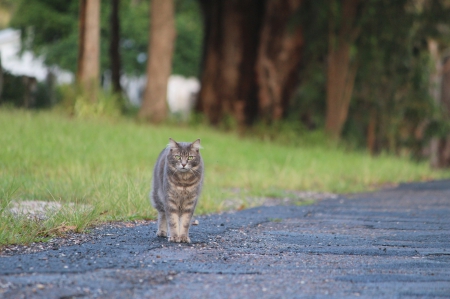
[1,108,448,245]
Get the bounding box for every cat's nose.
[181,163,187,167]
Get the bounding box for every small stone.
[192,220,199,225]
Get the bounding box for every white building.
[0,28,73,84]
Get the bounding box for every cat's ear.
[168,138,179,150]
[191,139,201,151]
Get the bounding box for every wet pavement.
[0,180,449,298]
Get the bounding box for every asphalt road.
[1,180,449,299]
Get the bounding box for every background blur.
[1,0,450,167]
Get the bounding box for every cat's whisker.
[188,169,197,177]
[189,168,201,177]
[168,168,179,181]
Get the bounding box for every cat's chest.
[168,186,197,203]
[165,171,201,198]
[168,176,196,191]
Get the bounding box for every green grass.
[1,108,449,245]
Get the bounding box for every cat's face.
[168,138,201,172]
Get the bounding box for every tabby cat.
[150,138,204,243]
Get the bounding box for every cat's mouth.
[178,167,190,172]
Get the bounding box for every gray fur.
[150,138,204,243]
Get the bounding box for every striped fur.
[150,138,204,243]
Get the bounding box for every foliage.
[9,0,203,77]
[1,108,449,245]
[292,0,450,156]
[0,71,25,106]
[118,0,150,75]
[172,0,204,77]
[9,0,79,72]
[347,0,450,157]
[56,84,123,119]
[0,71,56,109]
[292,0,334,132]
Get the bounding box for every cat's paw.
[156,230,167,237]
[180,235,191,243]
[168,235,180,243]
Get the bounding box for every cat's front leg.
[156,211,168,237]
[179,208,195,243]
[167,209,181,242]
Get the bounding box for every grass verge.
[1,108,448,245]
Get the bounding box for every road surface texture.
[1,180,449,298]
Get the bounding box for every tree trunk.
[428,39,450,169]
[256,0,303,123]
[367,108,377,154]
[430,53,450,168]
[110,0,122,94]
[428,39,442,105]
[138,0,176,123]
[197,0,303,127]
[428,39,443,168]
[325,0,360,139]
[77,0,100,103]
[198,0,264,127]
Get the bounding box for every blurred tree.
[346,0,450,159]
[347,0,423,154]
[172,0,203,77]
[422,0,450,168]
[197,0,264,126]
[114,0,150,76]
[9,0,202,78]
[292,0,450,158]
[290,0,329,130]
[77,0,100,102]
[110,0,122,94]
[10,0,80,72]
[430,52,450,167]
[428,41,450,168]
[197,0,303,127]
[256,0,304,124]
[325,0,360,140]
[138,0,176,122]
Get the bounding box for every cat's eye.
[174,155,181,160]
[188,156,194,160]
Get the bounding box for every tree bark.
[198,0,264,126]
[430,52,450,168]
[367,108,377,154]
[110,0,122,94]
[325,0,360,139]
[77,0,100,103]
[197,0,303,127]
[138,0,176,123]
[428,39,443,168]
[256,0,303,123]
